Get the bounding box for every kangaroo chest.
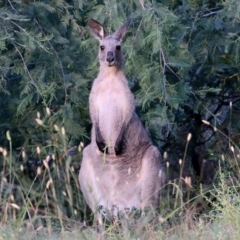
[90,77,133,144]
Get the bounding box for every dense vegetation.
[0,0,240,239]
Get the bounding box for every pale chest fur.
[90,74,134,146]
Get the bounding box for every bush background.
[0,0,240,238]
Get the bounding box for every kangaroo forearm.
[95,123,108,154]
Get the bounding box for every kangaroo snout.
[106,51,115,64]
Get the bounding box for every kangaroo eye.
[116,45,121,51]
[100,46,105,51]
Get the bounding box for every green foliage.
[0,0,90,151]
[1,0,240,236]
[1,0,239,175]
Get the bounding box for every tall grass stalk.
[6,131,13,184]
[202,120,240,176]
[0,117,240,239]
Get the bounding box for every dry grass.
[1,117,240,239]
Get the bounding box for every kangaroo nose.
[106,51,114,63]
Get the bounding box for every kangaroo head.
[87,19,131,69]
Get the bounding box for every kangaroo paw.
[96,140,109,154]
[114,127,125,155]
[95,124,108,154]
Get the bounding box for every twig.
[7,0,17,11]
[202,10,223,17]
[34,19,68,104]
[0,21,41,94]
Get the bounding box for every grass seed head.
[11,203,20,210]
[61,127,66,136]
[36,226,43,232]
[46,155,50,162]
[10,194,14,201]
[187,133,192,142]
[78,144,82,152]
[46,107,51,116]
[20,165,24,171]
[3,149,7,157]
[43,160,49,170]
[46,178,53,189]
[36,146,41,155]
[2,177,7,182]
[37,167,42,175]
[35,118,43,126]
[6,131,11,141]
[54,125,60,132]
[22,150,26,159]
[202,120,210,125]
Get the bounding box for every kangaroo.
[79,19,166,222]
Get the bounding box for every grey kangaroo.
[79,19,166,222]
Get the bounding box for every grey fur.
[79,19,166,222]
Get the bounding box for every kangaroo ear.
[87,19,106,40]
[113,19,131,42]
